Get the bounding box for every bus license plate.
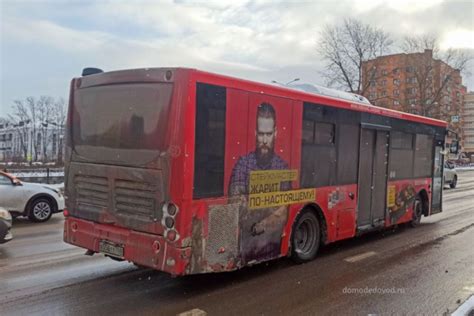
[99,240,124,258]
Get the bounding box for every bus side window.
[414,134,434,178]
[389,131,415,180]
[337,124,359,184]
[301,103,337,188]
[193,83,227,199]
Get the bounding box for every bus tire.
[410,196,423,228]
[291,209,320,263]
[450,175,457,189]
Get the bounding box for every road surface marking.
[452,294,474,316]
[177,308,207,316]
[344,251,377,263]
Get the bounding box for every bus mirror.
[449,140,459,154]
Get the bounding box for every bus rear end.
[64,68,191,276]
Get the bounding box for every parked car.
[444,161,458,189]
[0,171,65,222]
[0,207,13,243]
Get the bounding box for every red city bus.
[64,67,449,276]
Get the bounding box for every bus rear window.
[72,83,173,165]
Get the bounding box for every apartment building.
[362,49,466,142]
[463,92,474,158]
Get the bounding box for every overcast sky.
[1,0,473,116]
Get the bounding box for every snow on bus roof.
[266,82,447,128]
[287,83,371,105]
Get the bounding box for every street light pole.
[271,78,300,86]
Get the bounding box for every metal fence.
[2,167,64,184]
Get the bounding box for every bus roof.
[78,67,448,129]
[189,68,448,128]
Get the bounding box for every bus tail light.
[163,202,179,217]
[165,217,175,229]
[162,202,179,241]
[63,209,70,217]
[166,230,177,242]
[167,203,177,216]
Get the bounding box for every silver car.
[444,161,458,189]
[0,207,13,243]
[0,171,65,222]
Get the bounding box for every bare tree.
[400,34,472,117]
[9,100,31,161]
[318,18,393,94]
[51,97,67,163]
[9,96,67,162]
[52,97,67,127]
[37,96,55,161]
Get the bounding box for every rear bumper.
[63,217,190,275]
[56,196,65,212]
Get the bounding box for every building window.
[393,100,400,105]
[393,79,400,85]
[407,87,417,95]
[394,90,400,96]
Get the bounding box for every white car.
[444,161,458,189]
[0,171,65,222]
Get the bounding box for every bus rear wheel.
[450,175,457,189]
[291,209,320,263]
[410,197,423,227]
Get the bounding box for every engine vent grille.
[114,179,157,218]
[74,175,109,213]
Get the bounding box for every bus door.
[431,143,444,214]
[357,126,389,230]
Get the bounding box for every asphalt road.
[1,171,473,316]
